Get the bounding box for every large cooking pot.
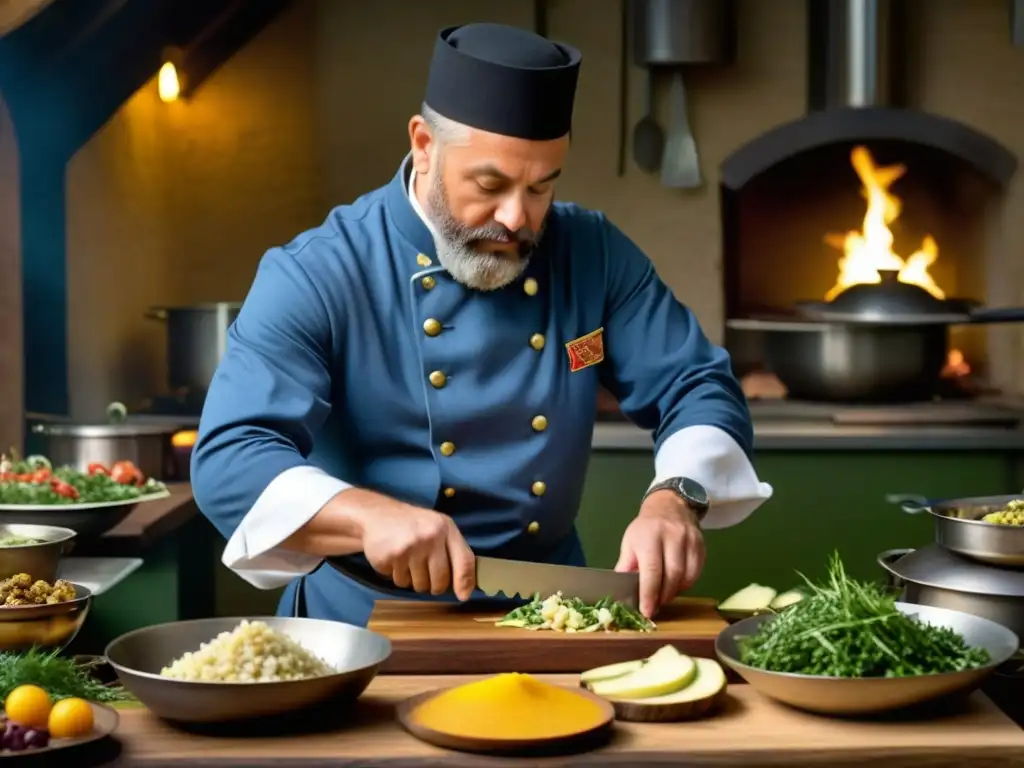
[31,421,185,482]
[146,303,241,394]
[887,492,1024,567]
[878,546,1024,643]
[727,270,1024,402]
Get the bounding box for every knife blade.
[475,556,639,608]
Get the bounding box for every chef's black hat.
[424,23,582,141]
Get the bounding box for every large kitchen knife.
[326,555,639,608]
[475,556,639,608]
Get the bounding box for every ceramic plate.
[0,702,119,758]
[0,489,171,512]
[397,686,614,756]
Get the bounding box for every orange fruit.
[48,697,94,739]
[4,685,52,729]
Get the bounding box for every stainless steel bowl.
[0,524,76,582]
[716,602,1018,716]
[105,616,392,723]
[0,583,92,652]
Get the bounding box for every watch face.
[680,477,709,507]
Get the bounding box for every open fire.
[824,147,944,301]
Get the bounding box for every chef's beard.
[425,170,546,292]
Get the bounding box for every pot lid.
[881,544,1024,598]
[31,422,188,438]
[817,269,953,320]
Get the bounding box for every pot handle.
[966,306,1024,324]
[884,493,931,514]
[144,308,168,321]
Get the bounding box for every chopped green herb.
[736,553,990,677]
[495,592,656,633]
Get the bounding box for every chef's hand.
[615,490,706,619]
[361,503,476,601]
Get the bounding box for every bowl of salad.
[0,453,169,537]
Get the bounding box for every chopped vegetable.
[0,451,166,506]
[0,537,42,548]
[0,649,132,704]
[737,553,990,678]
[493,591,655,633]
[982,499,1024,526]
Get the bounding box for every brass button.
[440,441,456,457]
[416,253,432,267]
[429,370,447,389]
[531,415,548,432]
[531,481,547,497]
[529,333,545,351]
[523,277,538,296]
[527,521,540,534]
[422,276,436,290]
[443,487,456,498]
[424,318,442,337]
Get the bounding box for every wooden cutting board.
[110,676,1024,767]
[368,597,726,674]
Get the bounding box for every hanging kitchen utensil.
[632,0,736,67]
[617,0,629,177]
[632,71,664,173]
[660,70,702,188]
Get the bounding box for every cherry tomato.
[111,461,143,486]
[87,462,109,476]
[52,482,79,500]
[29,469,51,483]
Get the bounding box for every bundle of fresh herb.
[494,592,655,633]
[736,553,990,677]
[0,649,133,703]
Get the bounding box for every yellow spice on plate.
[410,673,607,740]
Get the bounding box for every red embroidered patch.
[565,328,605,372]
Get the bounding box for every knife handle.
[325,556,424,598]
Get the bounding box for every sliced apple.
[579,659,645,686]
[718,583,777,613]
[589,645,696,700]
[617,657,726,705]
[770,589,804,610]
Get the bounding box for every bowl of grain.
[104,616,392,723]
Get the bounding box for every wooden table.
[368,598,726,674]
[87,676,1024,767]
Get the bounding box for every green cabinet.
[577,450,1022,600]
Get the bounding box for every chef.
[191,22,772,626]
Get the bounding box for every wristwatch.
[643,477,710,523]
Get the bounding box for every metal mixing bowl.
[716,602,1018,715]
[0,583,92,652]
[105,616,392,723]
[0,524,76,583]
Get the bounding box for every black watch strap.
[643,477,710,522]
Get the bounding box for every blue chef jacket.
[191,156,754,627]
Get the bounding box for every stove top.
[747,396,1024,428]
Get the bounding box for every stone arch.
[0,92,23,451]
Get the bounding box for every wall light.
[157,61,181,103]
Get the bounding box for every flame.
[941,349,971,379]
[825,147,945,301]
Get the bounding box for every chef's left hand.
[615,490,706,619]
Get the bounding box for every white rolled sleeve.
[221,466,352,590]
[650,425,772,528]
